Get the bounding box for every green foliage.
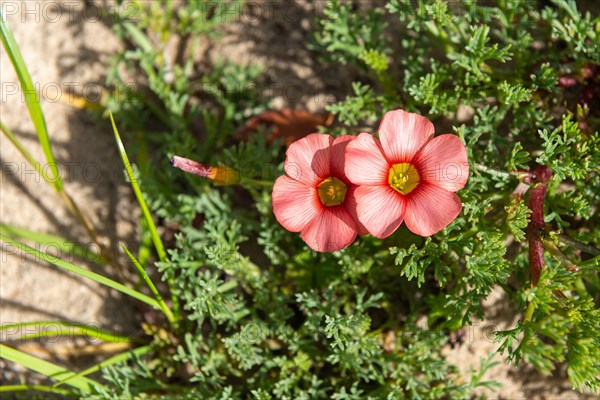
[312,0,600,394]
[105,0,268,203]
[3,0,599,398]
[92,0,598,396]
[313,0,388,67]
[544,0,600,62]
[327,82,383,126]
[505,198,532,242]
[508,142,530,171]
[537,114,600,181]
[496,266,600,392]
[391,237,451,288]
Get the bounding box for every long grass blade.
[0,344,104,393]
[0,15,62,192]
[0,321,138,343]
[0,223,107,264]
[0,120,56,185]
[54,345,152,388]
[0,234,160,310]
[109,113,180,319]
[0,385,75,396]
[121,244,175,324]
[109,113,166,262]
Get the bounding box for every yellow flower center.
[317,177,347,206]
[388,163,420,195]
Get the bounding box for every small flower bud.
[171,156,240,186]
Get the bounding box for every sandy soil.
[1,0,140,382]
[0,1,596,398]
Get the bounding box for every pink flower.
[272,134,366,252]
[345,109,469,238]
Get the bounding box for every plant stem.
[578,255,599,270]
[544,239,578,272]
[556,234,600,256]
[474,163,513,179]
[241,178,275,187]
[526,165,552,286]
[573,278,588,298]
[523,300,536,323]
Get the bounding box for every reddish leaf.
[236,109,334,146]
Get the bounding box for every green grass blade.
[137,218,154,273]
[0,344,104,393]
[0,120,57,185]
[0,322,138,343]
[123,21,155,53]
[0,385,76,396]
[0,234,161,310]
[109,113,180,318]
[0,223,107,264]
[54,345,152,388]
[109,113,166,262]
[121,244,175,324]
[0,15,62,192]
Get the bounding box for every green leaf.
[498,81,532,105]
[0,344,105,393]
[359,48,389,74]
[0,15,62,192]
[391,238,450,288]
[0,234,161,310]
[121,243,175,324]
[122,21,155,53]
[0,223,106,264]
[0,321,137,343]
[109,113,167,262]
[0,120,56,186]
[0,385,75,397]
[507,142,530,171]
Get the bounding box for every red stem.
[526,165,552,285]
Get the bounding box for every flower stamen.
[388,163,420,195]
[317,177,347,206]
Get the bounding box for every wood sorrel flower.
[345,109,469,238]
[272,134,366,252]
[171,156,240,185]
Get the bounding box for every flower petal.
[355,185,405,239]
[378,109,434,163]
[330,135,355,181]
[345,132,389,186]
[343,185,369,235]
[284,133,332,186]
[404,183,462,236]
[272,175,321,232]
[413,134,469,192]
[301,207,357,252]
